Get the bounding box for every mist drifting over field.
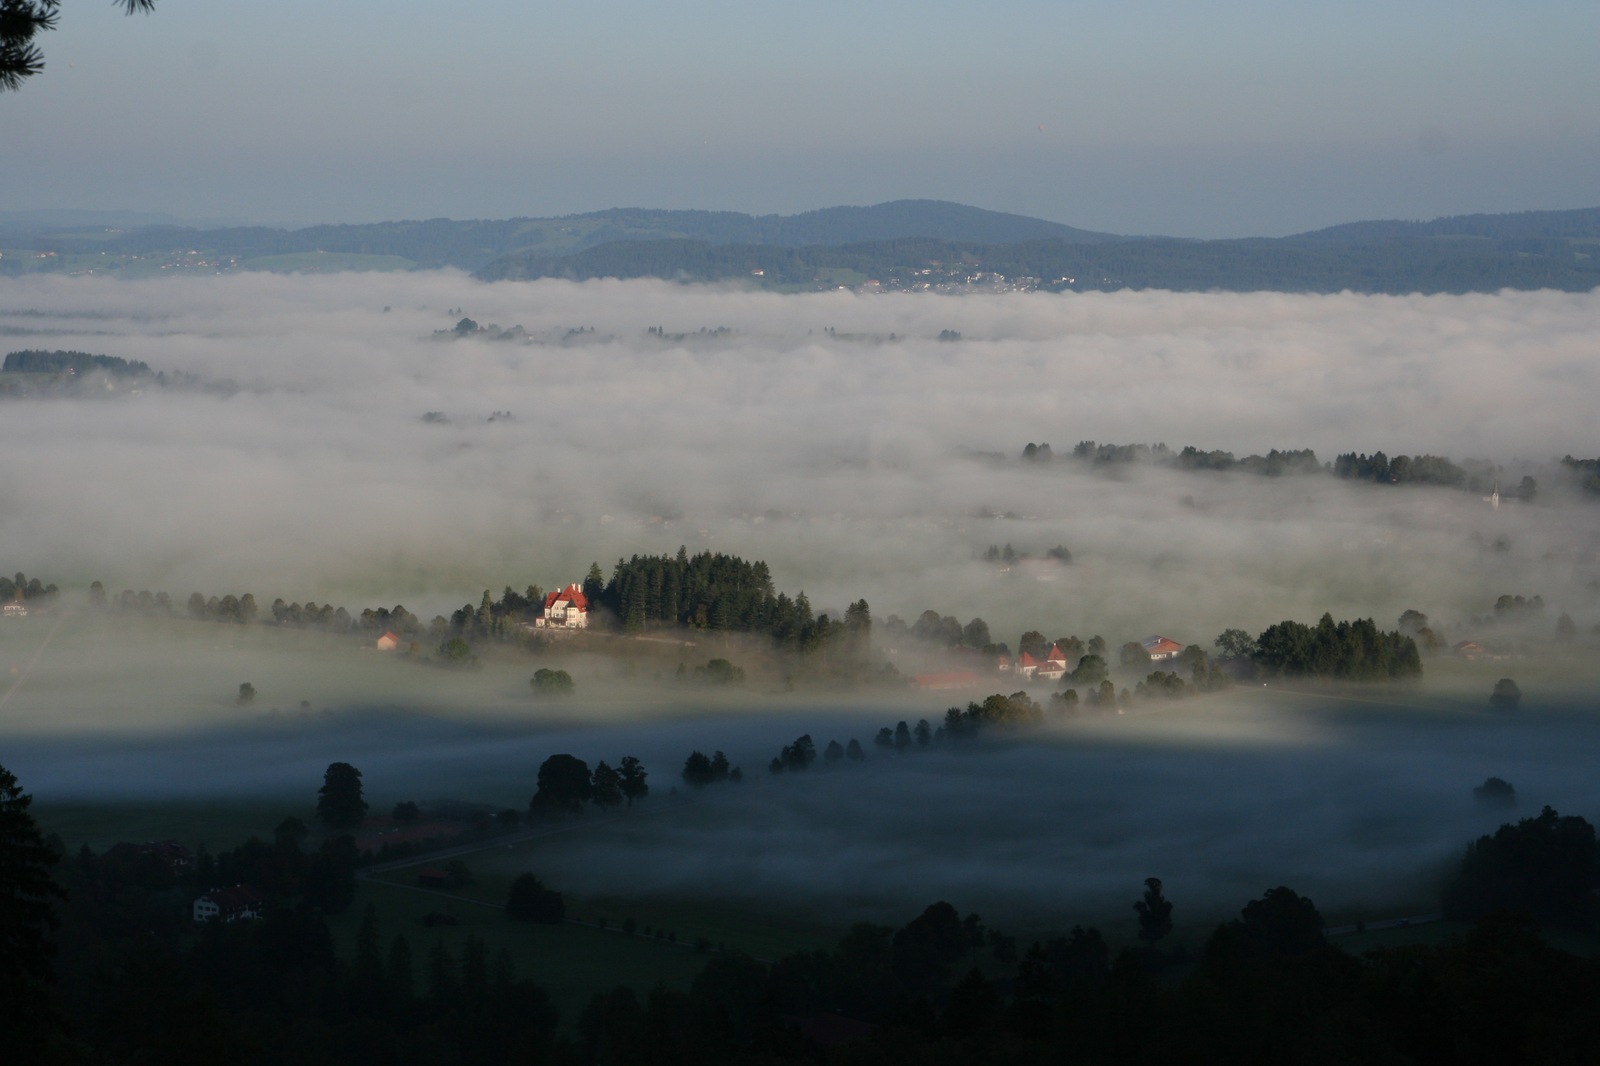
[4,272,1600,928]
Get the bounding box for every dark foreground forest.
[6,756,1600,1066]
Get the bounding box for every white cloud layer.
[2,274,1597,643]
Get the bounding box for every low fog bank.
[13,694,1600,930]
[2,274,1598,648]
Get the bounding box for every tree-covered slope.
[475,230,1600,294]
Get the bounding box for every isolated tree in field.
[187,592,205,619]
[88,580,105,608]
[617,756,649,805]
[874,727,893,751]
[1489,678,1522,710]
[505,873,564,923]
[893,721,912,752]
[1134,877,1174,946]
[824,739,844,764]
[391,801,420,825]
[0,763,67,1057]
[236,682,256,705]
[1397,610,1429,635]
[530,754,592,815]
[1231,886,1325,957]
[681,751,715,787]
[317,762,367,828]
[1473,777,1516,807]
[438,637,479,668]
[591,762,622,811]
[530,668,575,696]
[780,735,816,771]
[846,738,865,761]
[914,719,932,748]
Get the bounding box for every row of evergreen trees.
[1253,613,1422,680]
[1017,439,1545,494]
[598,548,871,651]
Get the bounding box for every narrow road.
[1324,913,1444,936]
[0,612,67,713]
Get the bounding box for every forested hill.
[2,201,1119,274]
[10,201,1600,292]
[474,227,1600,295]
[1289,206,1600,245]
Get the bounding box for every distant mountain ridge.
[1289,206,1600,245]
[6,201,1600,295]
[3,200,1120,273]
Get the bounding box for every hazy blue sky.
[2,0,1597,235]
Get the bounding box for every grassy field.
[325,880,716,1029]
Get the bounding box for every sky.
[2,0,1598,235]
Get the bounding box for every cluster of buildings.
[912,635,1184,691]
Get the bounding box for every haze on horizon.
[2,0,1597,237]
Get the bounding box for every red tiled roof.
[1018,652,1039,667]
[209,885,265,910]
[1142,636,1184,655]
[544,583,588,610]
[1045,643,1066,663]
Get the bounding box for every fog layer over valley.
[4,272,1600,929]
[2,273,1598,642]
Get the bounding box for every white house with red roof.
[1141,635,1184,661]
[1018,644,1069,681]
[1036,644,1069,681]
[535,584,589,629]
[193,884,265,923]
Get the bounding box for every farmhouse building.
[1141,635,1184,661]
[536,584,589,629]
[375,631,401,651]
[1036,644,1069,681]
[193,884,264,923]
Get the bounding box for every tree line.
[595,548,872,655]
[1242,614,1423,680]
[1,570,58,601]
[475,227,1600,296]
[1019,439,1527,492]
[3,349,151,376]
